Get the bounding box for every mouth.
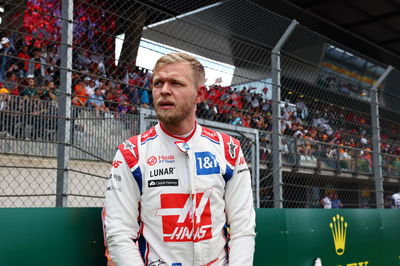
[158,101,175,109]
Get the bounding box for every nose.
[160,82,172,96]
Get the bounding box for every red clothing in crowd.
[17,51,30,72]
[72,83,88,106]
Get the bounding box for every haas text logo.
[156,189,213,242]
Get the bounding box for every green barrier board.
[1,208,399,265]
[255,209,400,266]
[0,208,106,266]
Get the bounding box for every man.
[71,79,88,107]
[38,80,57,101]
[392,192,400,209]
[3,71,19,95]
[27,48,46,86]
[320,191,333,209]
[0,37,16,82]
[20,76,37,98]
[88,87,106,111]
[104,52,256,266]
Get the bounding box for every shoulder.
[219,131,241,166]
[200,126,220,144]
[140,126,158,145]
[118,135,140,168]
[117,127,158,167]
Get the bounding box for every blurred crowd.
[0,0,399,174]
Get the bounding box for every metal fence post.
[248,129,261,208]
[139,107,147,134]
[254,130,260,208]
[271,20,298,208]
[370,65,393,209]
[56,0,73,207]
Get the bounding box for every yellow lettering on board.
[346,262,369,266]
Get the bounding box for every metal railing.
[0,0,399,208]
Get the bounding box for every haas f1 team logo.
[156,190,213,242]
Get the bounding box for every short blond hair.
[153,52,206,87]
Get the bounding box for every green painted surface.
[1,208,399,265]
[254,209,400,266]
[0,208,106,266]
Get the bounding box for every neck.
[160,120,196,136]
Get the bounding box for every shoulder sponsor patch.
[118,136,139,168]
[141,126,158,145]
[195,152,220,175]
[200,127,220,144]
[148,179,178,187]
[220,133,240,166]
[237,168,250,174]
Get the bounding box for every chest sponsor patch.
[156,190,213,242]
[149,167,175,177]
[195,152,220,175]
[148,179,178,187]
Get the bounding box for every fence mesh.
[0,0,399,208]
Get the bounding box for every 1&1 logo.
[195,152,220,175]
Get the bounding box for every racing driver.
[103,52,256,266]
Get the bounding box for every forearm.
[225,149,256,265]
[105,150,144,265]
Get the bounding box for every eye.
[153,81,162,88]
[172,81,183,86]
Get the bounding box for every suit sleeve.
[224,147,256,266]
[104,149,145,266]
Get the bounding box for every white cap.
[27,74,34,79]
[1,37,9,44]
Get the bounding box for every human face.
[152,62,202,129]
[48,82,55,90]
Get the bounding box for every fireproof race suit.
[104,123,256,266]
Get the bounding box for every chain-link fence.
[0,0,399,208]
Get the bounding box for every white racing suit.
[104,123,256,266]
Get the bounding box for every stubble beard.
[155,100,195,125]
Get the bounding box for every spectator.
[88,87,106,111]
[0,37,16,82]
[139,87,150,108]
[71,79,88,107]
[27,48,47,86]
[320,191,333,209]
[3,72,19,95]
[230,109,243,126]
[43,45,59,81]
[17,45,30,78]
[75,49,91,71]
[331,193,343,208]
[20,76,38,98]
[104,90,118,112]
[38,80,57,101]
[86,77,97,96]
[0,87,11,136]
[392,191,400,209]
[116,100,129,114]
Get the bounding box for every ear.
[195,85,206,104]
